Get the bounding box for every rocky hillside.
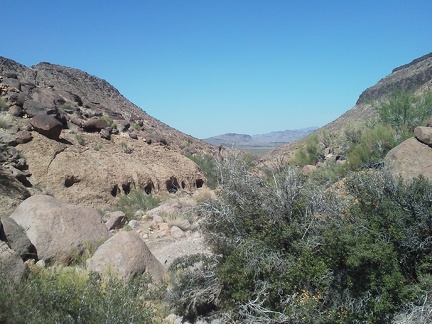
[0,57,216,156]
[0,57,217,213]
[264,52,432,163]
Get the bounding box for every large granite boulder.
[10,195,111,264]
[86,231,165,282]
[384,137,432,181]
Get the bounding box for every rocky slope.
[264,52,432,163]
[0,57,216,212]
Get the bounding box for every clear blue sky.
[2,1,431,138]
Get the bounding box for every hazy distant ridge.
[203,127,317,147]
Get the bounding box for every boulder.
[0,129,18,146]
[1,78,21,91]
[30,114,63,140]
[105,211,128,230]
[384,137,432,182]
[0,241,26,283]
[302,164,317,176]
[10,195,111,263]
[86,231,165,282]
[0,216,36,260]
[23,100,46,117]
[14,130,32,144]
[99,128,111,140]
[171,226,186,239]
[82,117,107,132]
[8,92,29,108]
[9,105,23,117]
[414,126,432,146]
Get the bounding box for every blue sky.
[2,1,431,138]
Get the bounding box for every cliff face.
[357,53,432,104]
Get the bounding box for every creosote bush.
[0,267,160,323]
[171,154,432,322]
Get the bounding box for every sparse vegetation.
[75,132,86,146]
[169,155,432,322]
[186,154,218,189]
[0,267,160,323]
[101,114,117,129]
[120,141,134,154]
[0,97,8,111]
[115,190,162,219]
[0,112,12,129]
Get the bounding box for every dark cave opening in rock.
[111,184,119,197]
[64,175,80,188]
[122,183,131,195]
[144,182,154,194]
[196,179,204,188]
[166,177,179,193]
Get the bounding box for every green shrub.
[0,268,158,323]
[292,133,321,166]
[186,154,218,189]
[188,156,432,322]
[101,114,117,129]
[115,190,162,219]
[346,123,398,170]
[377,90,432,135]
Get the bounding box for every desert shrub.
[167,254,221,320]
[346,123,398,170]
[0,97,8,111]
[115,190,161,219]
[187,155,432,322]
[292,133,321,167]
[0,112,12,129]
[0,268,158,323]
[186,154,218,189]
[377,91,432,135]
[120,141,133,154]
[74,133,86,146]
[101,114,117,129]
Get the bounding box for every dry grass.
[0,112,12,129]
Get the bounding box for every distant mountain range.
[202,127,317,148]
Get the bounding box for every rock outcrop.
[86,231,165,282]
[0,56,215,209]
[384,126,432,182]
[10,195,111,263]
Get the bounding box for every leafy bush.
[115,190,162,219]
[0,268,159,323]
[377,91,432,135]
[292,133,321,166]
[346,123,398,170]
[184,155,432,322]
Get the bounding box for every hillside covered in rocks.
[0,57,219,213]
